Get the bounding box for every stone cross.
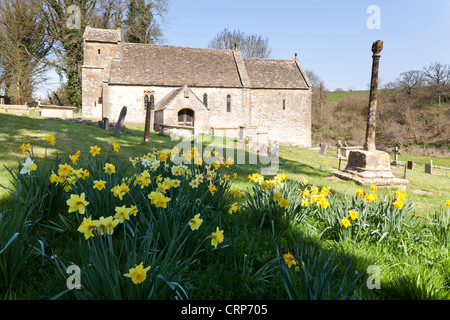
[363,40,383,152]
[114,106,127,137]
[393,146,401,162]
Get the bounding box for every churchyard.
[0,112,449,300]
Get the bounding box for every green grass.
[1,112,448,216]
[325,90,370,103]
[1,112,450,301]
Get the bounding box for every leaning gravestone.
[259,143,268,156]
[270,144,279,159]
[319,143,328,154]
[114,106,127,137]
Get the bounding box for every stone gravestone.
[258,143,268,156]
[319,143,328,154]
[114,106,127,137]
[407,161,414,170]
[102,117,109,131]
[270,144,279,159]
[425,160,433,174]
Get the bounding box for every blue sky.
[37,0,450,98]
[161,0,450,91]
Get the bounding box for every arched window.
[144,92,155,111]
[203,93,208,107]
[178,108,194,126]
[226,95,231,112]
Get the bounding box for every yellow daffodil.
[341,217,351,228]
[311,186,319,195]
[301,199,309,207]
[112,141,120,153]
[370,184,378,192]
[114,205,131,223]
[279,198,290,208]
[364,193,378,203]
[104,163,116,174]
[69,150,80,164]
[317,197,329,209]
[97,216,120,235]
[393,199,404,210]
[210,227,224,248]
[208,184,217,195]
[355,188,364,196]
[349,210,359,220]
[273,192,282,202]
[45,135,56,146]
[90,145,101,156]
[230,188,242,198]
[67,193,89,214]
[302,189,310,198]
[77,217,97,240]
[93,180,107,191]
[124,262,151,285]
[228,202,239,214]
[283,253,297,269]
[445,200,450,208]
[19,143,30,153]
[188,214,203,231]
[189,179,199,188]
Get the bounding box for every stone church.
[82,26,312,147]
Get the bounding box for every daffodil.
[67,193,89,214]
[273,193,282,202]
[124,262,151,284]
[283,253,297,269]
[369,184,378,192]
[279,198,290,208]
[302,189,310,198]
[349,210,359,220]
[77,217,97,240]
[114,205,131,223]
[208,184,217,195]
[355,188,364,196]
[445,200,450,208]
[341,217,351,228]
[228,202,239,214]
[19,143,30,153]
[20,157,37,175]
[97,216,120,235]
[69,150,80,164]
[90,145,101,156]
[45,135,56,146]
[210,227,224,248]
[188,214,203,231]
[301,199,309,207]
[189,179,199,188]
[93,180,107,191]
[112,141,120,153]
[393,199,404,210]
[104,163,116,174]
[317,197,329,209]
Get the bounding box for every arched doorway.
[178,108,194,126]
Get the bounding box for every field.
[1,112,450,300]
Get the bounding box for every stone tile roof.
[106,41,310,89]
[243,59,309,89]
[109,43,243,88]
[83,26,121,43]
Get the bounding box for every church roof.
[244,59,310,89]
[106,40,310,89]
[83,26,121,43]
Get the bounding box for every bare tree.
[422,62,450,106]
[0,0,53,104]
[396,70,424,95]
[208,28,272,59]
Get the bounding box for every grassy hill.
[1,112,448,217]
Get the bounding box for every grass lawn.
[1,113,448,216]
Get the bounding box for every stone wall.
[250,88,311,147]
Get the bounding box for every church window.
[203,93,208,107]
[144,92,155,111]
[283,99,286,110]
[98,49,101,55]
[226,95,231,112]
[178,108,194,126]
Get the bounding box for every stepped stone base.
[334,149,409,190]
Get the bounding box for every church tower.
[81,26,121,119]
